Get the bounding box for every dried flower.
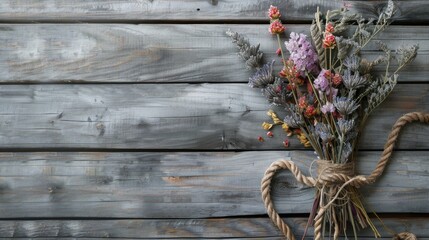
[321,102,335,114]
[305,105,317,118]
[337,118,355,135]
[342,69,367,89]
[276,48,282,55]
[326,22,335,33]
[297,133,311,147]
[268,5,281,20]
[248,60,274,88]
[285,32,319,75]
[314,69,330,92]
[262,78,291,105]
[267,131,274,138]
[258,136,265,142]
[269,20,286,34]
[315,122,334,143]
[283,139,290,148]
[283,115,300,128]
[262,122,274,130]
[280,59,304,85]
[298,96,307,109]
[396,44,419,67]
[332,73,342,86]
[343,55,360,72]
[334,97,359,116]
[323,33,336,49]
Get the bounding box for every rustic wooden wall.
[0,1,427,239]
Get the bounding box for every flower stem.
[276,34,287,67]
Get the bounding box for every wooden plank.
[0,1,426,23]
[0,151,426,218]
[0,217,426,238]
[0,24,428,83]
[0,84,426,150]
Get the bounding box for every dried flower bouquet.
[227,1,419,239]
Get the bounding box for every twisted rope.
[261,112,428,240]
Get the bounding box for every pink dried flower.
[323,33,336,49]
[269,20,286,35]
[283,139,290,148]
[268,5,281,20]
[326,22,335,33]
[298,96,307,110]
[333,73,342,86]
[276,48,282,56]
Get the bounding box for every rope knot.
[315,160,354,185]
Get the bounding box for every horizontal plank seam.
[0,148,425,153]
[0,214,429,221]
[0,213,428,221]
[0,81,425,85]
[0,20,427,25]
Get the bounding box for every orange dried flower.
[305,105,317,118]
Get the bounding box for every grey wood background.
[0,1,427,239]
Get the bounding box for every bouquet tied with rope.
[227,1,425,239]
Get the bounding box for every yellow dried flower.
[297,133,311,147]
[262,122,274,130]
[267,110,283,125]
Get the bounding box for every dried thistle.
[248,60,275,88]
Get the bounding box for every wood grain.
[0,1,426,23]
[0,151,426,218]
[0,24,427,83]
[0,84,426,150]
[0,217,426,238]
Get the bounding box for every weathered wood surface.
[0,1,427,238]
[0,1,426,23]
[0,151,426,218]
[0,84,426,150]
[0,24,428,83]
[0,217,426,238]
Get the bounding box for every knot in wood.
[316,160,364,187]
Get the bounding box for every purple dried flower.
[315,122,334,143]
[285,32,319,75]
[314,69,329,92]
[321,102,335,114]
[314,69,339,99]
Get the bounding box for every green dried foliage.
[226,29,263,69]
[311,10,326,67]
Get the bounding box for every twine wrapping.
[261,112,428,240]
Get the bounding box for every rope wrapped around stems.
[261,112,429,240]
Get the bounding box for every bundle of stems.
[228,1,418,239]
